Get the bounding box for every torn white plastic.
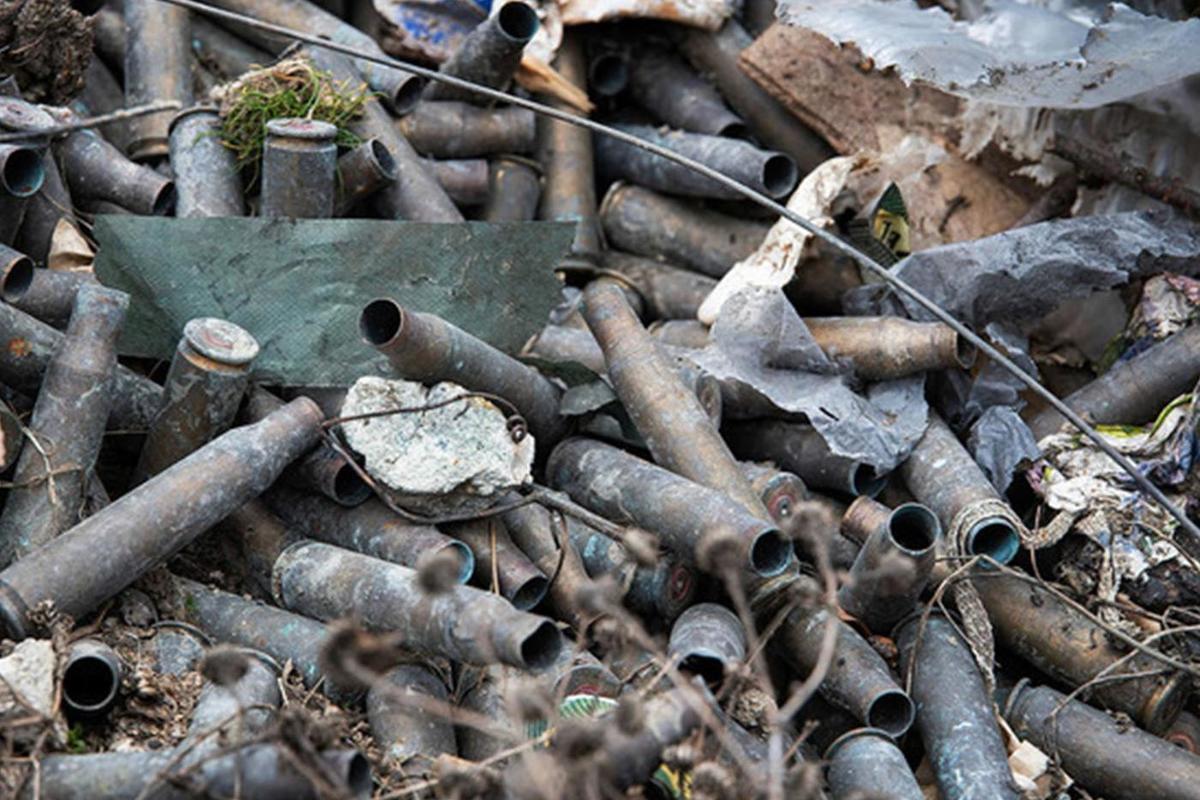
[778,0,1200,109]
[698,156,857,324]
[558,0,735,30]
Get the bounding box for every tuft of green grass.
[217,56,372,179]
[67,724,87,753]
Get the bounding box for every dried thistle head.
[697,525,743,575]
[318,619,406,688]
[691,761,736,800]
[622,527,660,568]
[554,718,605,761]
[417,547,466,594]
[614,694,644,735]
[574,575,623,617]
[508,680,555,725]
[200,645,250,687]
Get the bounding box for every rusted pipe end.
[359,298,405,347]
[322,750,374,799]
[840,495,890,546]
[0,249,33,303]
[69,0,106,14]
[953,331,978,370]
[443,541,476,585]
[365,139,399,182]
[716,121,751,141]
[0,144,45,198]
[887,503,940,556]
[497,1,540,44]
[851,463,887,498]
[519,619,563,670]
[749,528,791,577]
[387,76,427,117]
[761,153,799,199]
[331,462,373,507]
[823,726,894,761]
[964,518,1020,565]
[266,118,338,142]
[63,639,123,719]
[150,181,177,217]
[866,688,915,737]
[1140,671,1191,735]
[589,53,629,97]
[694,373,724,426]
[512,574,550,612]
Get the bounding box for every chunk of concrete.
[0,639,56,719]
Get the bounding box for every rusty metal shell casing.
[0,143,45,199]
[724,419,887,498]
[456,664,516,761]
[678,19,833,173]
[1005,681,1200,800]
[134,318,260,482]
[168,106,245,218]
[360,298,566,446]
[5,265,94,330]
[368,663,458,767]
[972,572,1189,734]
[260,118,338,219]
[899,413,1023,564]
[548,437,790,578]
[500,496,594,631]
[594,682,706,794]
[264,487,474,584]
[190,16,273,81]
[838,500,939,633]
[334,139,397,216]
[424,1,539,102]
[0,244,33,302]
[398,102,536,158]
[0,284,127,565]
[599,250,718,321]
[173,575,360,703]
[271,541,563,669]
[216,499,298,600]
[739,460,810,539]
[424,157,489,206]
[0,301,163,432]
[1166,710,1200,753]
[895,611,1021,800]
[537,32,601,260]
[804,317,977,381]
[596,124,798,201]
[537,647,623,698]
[62,638,123,720]
[299,45,461,222]
[123,0,193,161]
[582,282,767,518]
[1029,324,1200,439]
[825,728,924,800]
[587,43,629,97]
[482,156,542,222]
[668,602,746,687]
[0,398,22,472]
[599,182,769,279]
[14,153,75,265]
[628,48,746,138]
[57,127,176,215]
[446,518,548,611]
[775,591,914,736]
[0,398,324,640]
[201,0,424,113]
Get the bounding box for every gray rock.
[0,639,56,719]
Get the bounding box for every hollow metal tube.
[190,16,273,80]
[724,419,887,498]
[481,156,541,222]
[446,518,548,611]
[424,2,539,103]
[424,156,489,206]
[499,496,594,632]
[260,117,338,218]
[668,602,745,688]
[628,48,745,139]
[62,638,123,720]
[398,102,536,158]
[5,266,94,329]
[57,126,176,215]
[599,250,717,321]
[168,106,245,218]
[368,662,458,767]
[825,728,924,800]
[124,0,193,161]
[334,138,397,216]
[804,317,977,381]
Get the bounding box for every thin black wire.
[153,0,1200,541]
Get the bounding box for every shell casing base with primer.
[678,19,834,173]
[536,32,601,259]
[271,540,563,670]
[124,0,193,161]
[1005,681,1200,800]
[668,602,746,688]
[599,249,718,321]
[596,123,798,201]
[896,611,1021,800]
[825,728,924,800]
[169,106,246,217]
[334,138,397,215]
[628,47,746,139]
[359,298,566,446]
[264,487,474,584]
[0,284,127,565]
[424,2,539,103]
[173,574,360,704]
[482,156,542,222]
[0,398,324,640]
[398,101,536,158]
[547,437,790,578]
[260,117,338,219]
[5,265,95,330]
[972,571,1189,734]
[56,126,176,215]
[368,663,457,767]
[134,317,260,483]
[899,412,1024,564]
[724,418,888,498]
[0,301,163,432]
[582,282,768,519]
[424,157,489,206]
[775,585,914,737]
[62,638,123,720]
[1029,324,1200,440]
[298,44,462,222]
[803,316,976,381]
[446,518,548,611]
[500,495,595,632]
[837,499,939,634]
[739,460,810,539]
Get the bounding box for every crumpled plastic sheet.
[777,0,1200,109]
[846,209,1200,332]
[681,288,928,471]
[968,405,1041,493]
